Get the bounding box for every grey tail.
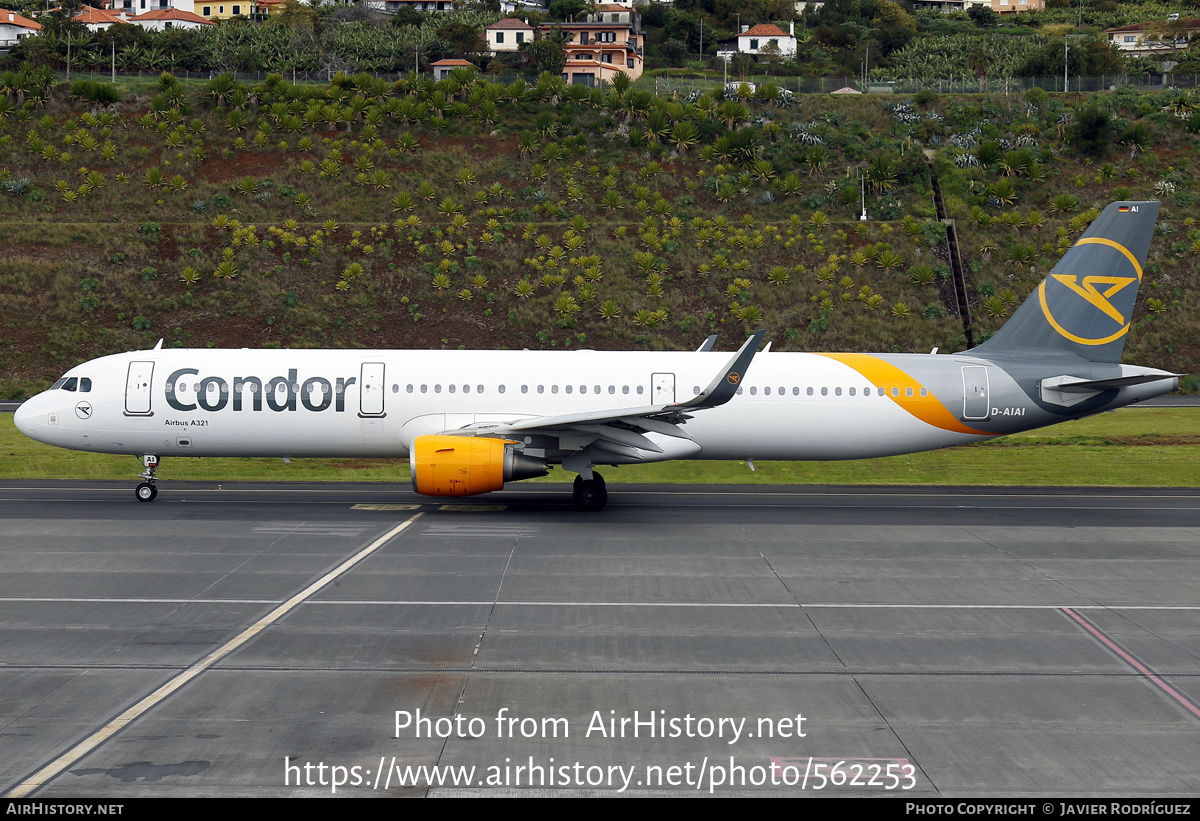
[968,201,1159,363]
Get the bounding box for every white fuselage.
[14,346,1176,467]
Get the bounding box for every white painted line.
[5,512,423,798]
[3,597,1200,611]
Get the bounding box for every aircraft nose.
[13,395,43,439]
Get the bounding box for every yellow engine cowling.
[410,435,548,497]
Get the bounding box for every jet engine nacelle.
[410,435,548,497]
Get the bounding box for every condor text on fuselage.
[163,367,359,414]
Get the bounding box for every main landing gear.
[135,455,159,502]
[572,472,607,512]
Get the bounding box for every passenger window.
[693,386,700,395]
[462,385,469,394]
[565,385,572,394]
[609,386,615,394]
[835,387,842,396]
[392,384,399,393]
[849,387,856,396]
[521,385,528,394]
[80,378,92,392]
[636,386,643,395]
[421,384,428,393]
[750,387,757,395]
[891,388,899,397]
[538,385,544,394]
[406,384,413,393]
[499,385,505,394]
[906,388,914,397]
[807,387,813,396]
[594,386,600,394]
[477,385,484,394]
[434,385,442,393]
[551,385,559,394]
[448,384,456,394]
[578,385,585,394]
[764,387,770,395]
[622,386,629,394]
[920,388,928,397]
[877,387,885,396]
[793,387,799,396]
[736,387,743,395]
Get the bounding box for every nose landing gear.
[135,455,159,502]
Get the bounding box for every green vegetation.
[2,409,1196,485]
[0,72,1196,402]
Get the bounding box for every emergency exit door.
[652,373,676,405]
[124,361,154,416]
[360,362,386,417]
[962,366,989,420]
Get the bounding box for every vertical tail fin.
[968,201,1158,363]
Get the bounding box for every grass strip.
[0,408,1195,486]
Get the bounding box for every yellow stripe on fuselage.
[816,353,989,436]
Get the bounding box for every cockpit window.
[50,378,68,390]
[79,378,92,392]
[62,378,78,392]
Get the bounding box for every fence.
[49,68,1200,95]
[638,73,1199,96]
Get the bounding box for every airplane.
[13,201,1181,511]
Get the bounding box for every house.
[0,8,41,48]
[109,0,197,16]
[485,18,533,53]
[499,0,546,13]
[717,23,796,62]
[430,58,476,81]
[72,5,128,31]
[365,0,454,13]
[1106,19,1200,56]
[197,0,270,19]
[992,0,1045,12]
[132,6,213,28]
[909,0,963,10]
[541,7,645,86]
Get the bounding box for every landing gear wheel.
[135,482,157,502]
[572,472,607,511]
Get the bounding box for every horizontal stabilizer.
[1040,372,1182,407]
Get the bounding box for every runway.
[2,482,1199,797]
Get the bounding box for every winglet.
[680,329,765,410]
[696,334,718,352]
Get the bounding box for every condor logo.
[1038,237,1143,346]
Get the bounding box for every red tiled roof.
[134,7,213,23]
[0,7,41,29]
[487,17,532,29]
[741,24,789,37]
[74,4,126,24]
[430,59,476,66]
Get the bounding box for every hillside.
[0,70,1196,398]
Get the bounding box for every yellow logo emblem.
[1050,274,1137,324]
[1038,238,1142,346]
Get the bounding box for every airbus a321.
[15,201,1179,510]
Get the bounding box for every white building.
[132,7,213,29]
[484,17,533,53]
[718,23,797,62]
[0,8,41,48]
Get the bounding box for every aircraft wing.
[450,330,766,457]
